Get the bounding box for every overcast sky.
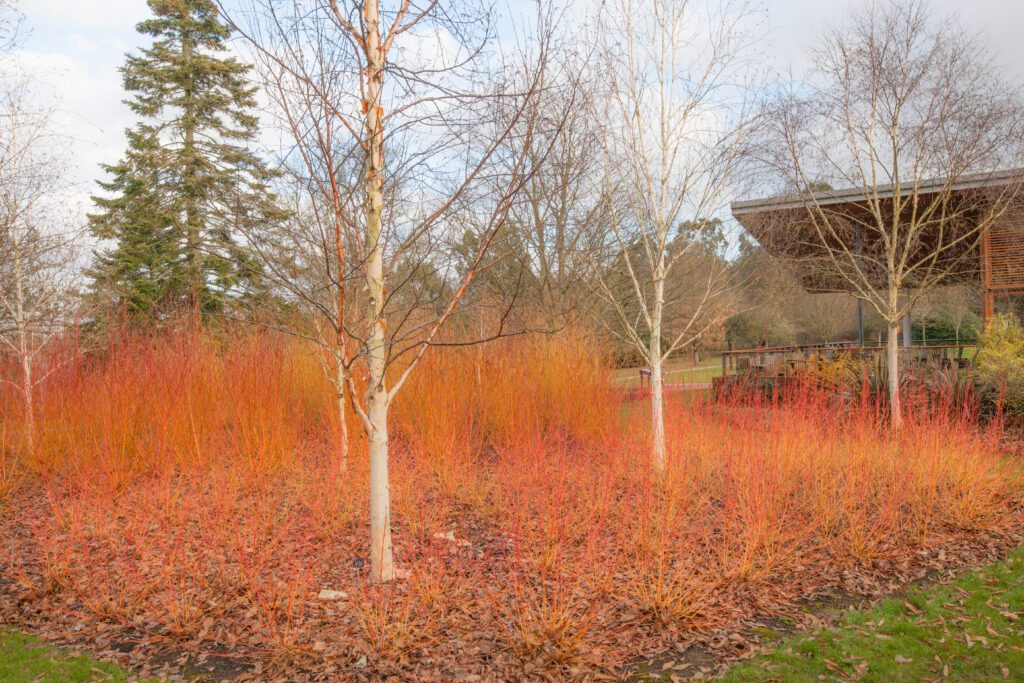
[14,0,1024,217]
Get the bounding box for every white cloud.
[8,0,149,215]
[9,47,133,209]
[24,0,144,31]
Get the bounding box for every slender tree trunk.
[363,0,394,583]
[476,316,484,394]
[650,277,666,477]
[335,358,348,474]
[19,336,33,449]
[367,384,393,581]
[886,319,902,430]
[13,244,33,448]
[334,216,349,475]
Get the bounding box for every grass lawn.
[718,546,1024,682]
[612,355,724,387]
[0,628,140,682]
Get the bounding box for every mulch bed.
[2,479,1022,682]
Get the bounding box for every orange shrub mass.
[0,326,1021,679]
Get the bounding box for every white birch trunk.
[367,382,393,581]
[650,275,666,477]
[886,320,902,430]
[363,0,394,583]
[335,358,348,474]
[19,329,34,448]
[13,241,34,447]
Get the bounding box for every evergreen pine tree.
[89,0,284,321]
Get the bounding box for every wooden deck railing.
[719,341,975,379]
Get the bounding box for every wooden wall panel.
[987,206,1024,291]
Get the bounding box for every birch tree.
[593,0,755,475]
[225,0,555,582]
[0,82,76,447]
[759,0,1024,428]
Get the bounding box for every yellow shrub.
[975,313,1024,415]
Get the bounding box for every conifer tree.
[89,0,284,321]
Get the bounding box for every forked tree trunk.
[886,320,902,430]
[363,0,394,583]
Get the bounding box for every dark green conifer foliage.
[89,0,284,321]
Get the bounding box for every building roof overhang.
[731,168,1024,216]
[729,169,1024,293]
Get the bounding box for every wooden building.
[731,169,1024,334]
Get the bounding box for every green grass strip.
[0,628,139,682]
[720,547,1024,682]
